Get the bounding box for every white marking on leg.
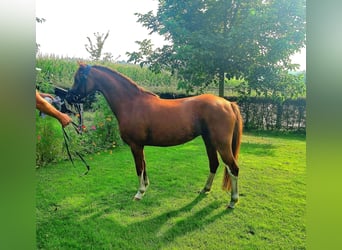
[144,175,150,187]
[225,165,239,208]
[134,171,148,200]
[202,172,215,192]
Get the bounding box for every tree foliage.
[236,71,306,100]
[36,17,46,54]
[36,17,46,23]
[127,0,306,96]
[85,31,110,61]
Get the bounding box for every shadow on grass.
[37,193,233,249]
[94,194,231,249]
[243,130,306,141]
[241,142,276,156]
[141,194,233,243]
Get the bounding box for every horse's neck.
[96,74,143,120]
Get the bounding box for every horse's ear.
[77,61,86,67]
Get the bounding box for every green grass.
[36,132,306,249]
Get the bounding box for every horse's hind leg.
[201,137,219,193]
[218,145,239,208]
[130,145,149,200]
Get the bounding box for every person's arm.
[36,90,72,127]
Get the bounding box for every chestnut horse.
[66,63,243,208]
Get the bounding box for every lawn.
[36,132,306,249]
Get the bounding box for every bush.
[79,94,123,154]
[35,95,123,167]
[36,111,65,166]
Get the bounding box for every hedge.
[237,97,305,132]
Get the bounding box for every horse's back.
[122,94,237,146]
[187,94,235,117]
[152,94,235,125]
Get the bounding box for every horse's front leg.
[130,145,149,200]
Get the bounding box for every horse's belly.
[146,135,198,147]
[146,124,199,146]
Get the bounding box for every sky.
[36,0,306,70]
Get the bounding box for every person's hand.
[59,113,73,127]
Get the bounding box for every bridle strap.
[73,103,83,133]
[62,121,90,176]
[61,65,92,175]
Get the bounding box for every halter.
[68,65,92,103]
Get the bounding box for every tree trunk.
[219,70,225,97]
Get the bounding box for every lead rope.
[62,121,90,176]
[73,103,83,134]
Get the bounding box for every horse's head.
[66,62,95,103]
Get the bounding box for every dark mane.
[92,65,158,97]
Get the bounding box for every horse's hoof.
[227,199,239,209]
[227,203,235,209]
[133,191,144,200]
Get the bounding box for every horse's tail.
[222,102,243,191]
[231,102,243,160]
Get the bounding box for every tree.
[85,31,110,61]
[36,17,46,54]
[127,39,154,67]
[128,0,306,96]
[36,17,46,23]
